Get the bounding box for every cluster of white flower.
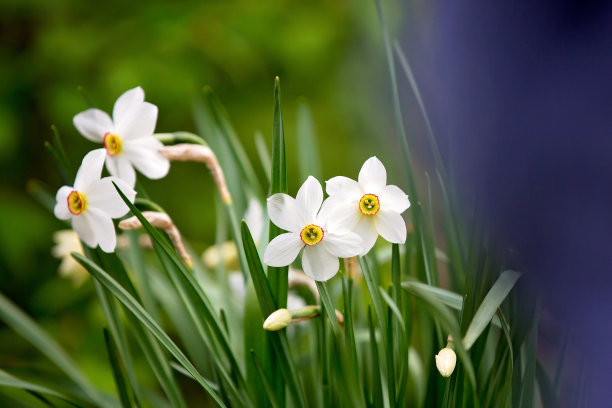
[54,87,169,252]
[54,87,411,276]
[264,157,410,282]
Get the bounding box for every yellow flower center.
[359,193,380,216]
[67,191,87,215]
[104,132,122,156]
[300,224,324,246]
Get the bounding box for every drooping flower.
[54,150,136,252]
[325,156,410,254]
[73,86,169,187]
[263,176,363,281]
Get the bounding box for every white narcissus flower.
[73,86,169,187]
[53,150,136,252]
[263,176,363,281]
[325,156,410,254]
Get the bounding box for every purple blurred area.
[403,0,612,404]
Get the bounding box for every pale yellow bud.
[263,309,292,331]
[435,347,457,377]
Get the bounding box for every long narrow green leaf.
[0,369,81,407]
[315,281,340,336]
[249,351,279,408]
[241,221,306,408]
[463,271,521,350]
[367,308,383,407]
[254,131,271,183]
[401,282,477,390]
[359,256,387,335]
[268,76,289,309]
[519,303,541,408]
[0,293,108,407]
[379,288,405,330]
[83,248,149,408]
[392,42,445,176]
[103,329,136,408]
[113,182,246,393]
[72,253,226,408]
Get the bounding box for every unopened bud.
[435,347,457,377]
[263,309,292,331]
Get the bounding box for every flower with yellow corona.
[54,150,136,252]
[264,176,363,281]
[325,156,410,254]
[73,86,169,187]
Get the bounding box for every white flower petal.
[358,156,387,192]
[87,208,117,252]
[74,149,106,191]
[112,87,145,131]
[106,155,136,188]
[244,198,265,242]
[353,216,378,255]
[71,213,97,249]
[117,102,158,140]
[122,136,169,179]
[322,232,363,258]
[375,209,407,244]
[295,176,323,222]
[54,186,74,220]
[264,233,304,267]
[301,244,339,282]
[319,197,361,234]
[87,177,135,218]
[73,108,114,142]
[325,176,362,198]
[267,194,306,232]
[380,185,410,214]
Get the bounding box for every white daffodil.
[263,176,363,281]
[73,86,169,187]
[325,156,410,255]
[53,149,136,252]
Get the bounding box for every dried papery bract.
[159,143,231,204]
[119,211,193,267]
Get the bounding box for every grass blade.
[268,76,289,309]
[0,369,81,407]
[463,270,521,350]
[72,253,226,408]
[241,221,306,408]
[103,329,137,408]
[315,281,341,336]
[0,292,108,407]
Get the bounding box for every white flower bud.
[435,347,457,377]
[263,309,292,331]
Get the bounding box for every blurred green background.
[0,0,407,400]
